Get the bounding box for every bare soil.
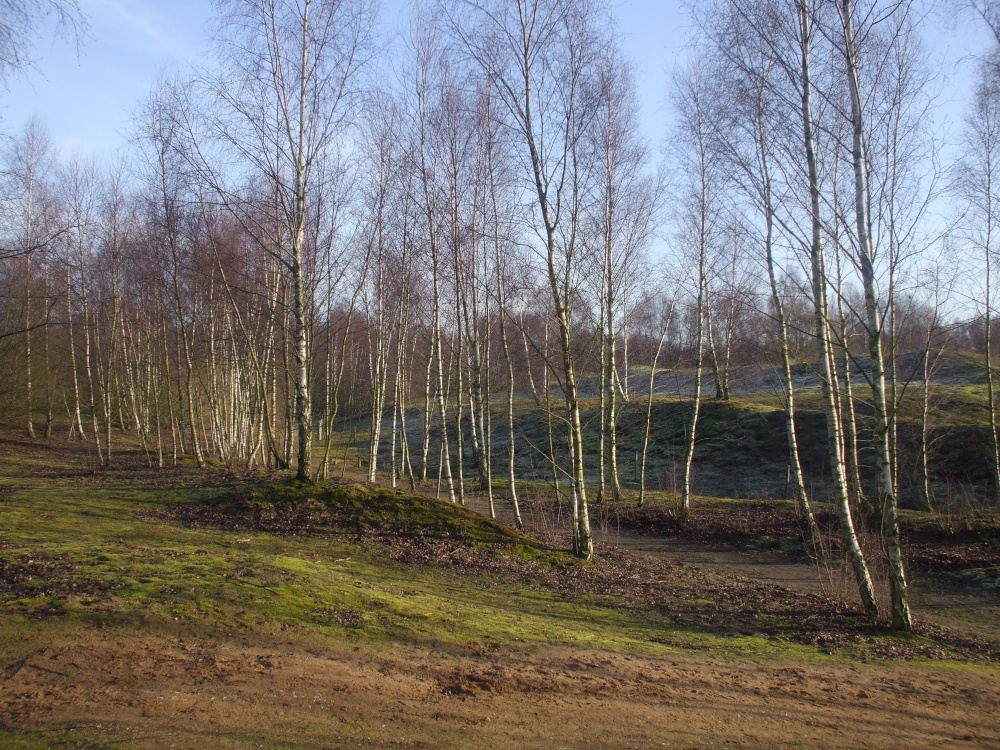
[3,626,999,749]
[3,434,1000,748]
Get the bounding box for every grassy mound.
[171,478,526,543]
[157,478,574,572]
[146,478,996,659]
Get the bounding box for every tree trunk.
[799,0,879,618]
[640,300,674,508]
[841,0,911,631]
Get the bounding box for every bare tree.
[197,0,373,481]
[798,0,878,617]
[1,118,56,438]
[704,0,821,548]
[671,57,719,523]
[834,0,912,631]
[0,0,86,84]
[135,82,205,468]
[454,0,608,558]
[959,48,1000,500]
[639,290,676,508]
[409,10,457,502]
[589,48,657,503]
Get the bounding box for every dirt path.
[460,489,826,591]
[608,530,1000,647]
[3,625,999,749]
[460,490,1000,650]
[3,466,997,748]
[599,533,823,589]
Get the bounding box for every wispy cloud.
[86,0,204,60]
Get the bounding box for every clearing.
[0,433,998,749]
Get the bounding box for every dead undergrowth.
[142,478,999,662]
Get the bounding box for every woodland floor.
[1,431,999,749]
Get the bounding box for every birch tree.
[834,0,912,631]
[704,0,821,548]
[409,10,457,502]
[455,0,606,558]
[589,48,657,503]
[798,0,878,617]
[1,119,57,439]
[199,0,373,481]
[671,57,719,523]
[959,50,1000,498]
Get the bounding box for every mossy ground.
[1,428,998,748]
[3,428,995,653]
[0,433,802,663]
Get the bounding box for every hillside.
[377,370,1000,504]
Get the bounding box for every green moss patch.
[1,434,996,670]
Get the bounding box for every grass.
[2,429,997,672]
[1,429,998,750]
[0,438,791,663]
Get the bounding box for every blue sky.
[1,0,211,152]
[0,0,988,158]
[1,0,687,155]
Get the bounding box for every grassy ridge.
[351,384,1000,504]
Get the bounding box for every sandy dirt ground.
[2,458,997,749]
[2,624,1000,749]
